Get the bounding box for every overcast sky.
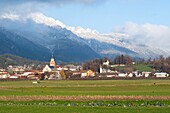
[0,0,170,48]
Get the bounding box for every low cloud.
[0,0,105,8]
[113,22,170,49]
[0,0,101,4]
[0,13,20,20]
[0,0,106,16]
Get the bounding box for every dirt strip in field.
[1,96,170,101]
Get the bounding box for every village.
[0,55,169,81]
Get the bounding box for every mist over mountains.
[0,12,169,62]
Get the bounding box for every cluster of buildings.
[0,57,83,80]
[0,58,169,80]
[98,60,169,78]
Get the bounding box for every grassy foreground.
[0,100,170,113]
[0,79,170,96]
[1,79,170,113]
[1,105,170,113]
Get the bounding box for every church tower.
[50,56,56,67]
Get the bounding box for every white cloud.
[0,0,103,4]
[114,22,170,49]
[0,13,20,20]
[0,0,105,9]
[0,12,66,28]
[0,0,107,20]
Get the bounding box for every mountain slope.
[0,27,51,61]
[82,38,138,57]
[0,54,45,68]
[0,15,100,62]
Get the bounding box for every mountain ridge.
[0,16,101,62]
[0,12,170,62]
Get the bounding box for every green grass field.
[1,79,170,113]
[133,63,152,72]
[0,80,170,96]
[1,104,170,113]
[1,105,170,113]
[115,63,152,72]
[1,100,170,113]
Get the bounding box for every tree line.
[82,55,133,72]
[150,55,170,73]
[82,55,170,74]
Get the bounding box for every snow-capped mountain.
[67,26,170,59]
[28,12,66,28]
[0,12,170,62]
[0,13,100,62]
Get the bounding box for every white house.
[62,66,69,71]
[9,74,19,79]
[70,67,77,71]
[142,72,151,77]
[99,65,112,74]
[81,72,87,78]
[154,72,168,77]
[42,65,52,73]
[21,72,35,76]
[118,73,127,77]
[127,73,133,77]
[56,66,63,71]
[103,60,109,66]
[0,72,10,79]
[106,74,117,78]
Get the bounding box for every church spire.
[50,54,56,67]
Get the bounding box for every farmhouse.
[43,65,52,73]
[0,71,10,79]
[142,72,151,77]
[103,60,109,66]
[80,70,95,78]
[99,73,118,78]
[154,72,169,77]
[118,73,127,77]
[56,66,63,71]
[81,71,87,78]
[9,74,19,79]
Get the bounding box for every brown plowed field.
[1,95,170,101]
